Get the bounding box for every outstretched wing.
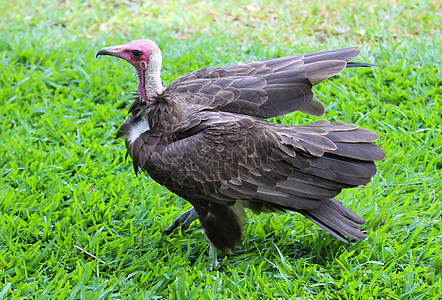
[165,48,368,118]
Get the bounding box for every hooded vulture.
[96,39,385,259]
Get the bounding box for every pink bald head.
[96,39,159,71]
[97,39,163,100]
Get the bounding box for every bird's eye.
[132,50,142,58]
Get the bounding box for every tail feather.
[298,198,366,243]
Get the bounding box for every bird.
[96,39,385,263]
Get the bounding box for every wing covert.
[134,113,382,212]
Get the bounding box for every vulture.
[96,39,385,262]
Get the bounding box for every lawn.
[0,0,441,298]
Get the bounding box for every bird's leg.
[163,207,198,236]
[206,244,219,271]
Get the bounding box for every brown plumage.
[97,40,385,254]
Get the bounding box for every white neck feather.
[128,118,150,143]
[143,49,165,99]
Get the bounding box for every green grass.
[0,0,441,298]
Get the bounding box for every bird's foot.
[206,244,219,271]
[163,208,198,236]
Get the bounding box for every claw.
[163,208,198,236]
[180,212,196,234]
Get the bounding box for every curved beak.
[96,45,123,58]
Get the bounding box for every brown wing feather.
[130,110,384,250]
[166,47,368,118]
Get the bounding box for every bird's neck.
[137,50,165,101]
